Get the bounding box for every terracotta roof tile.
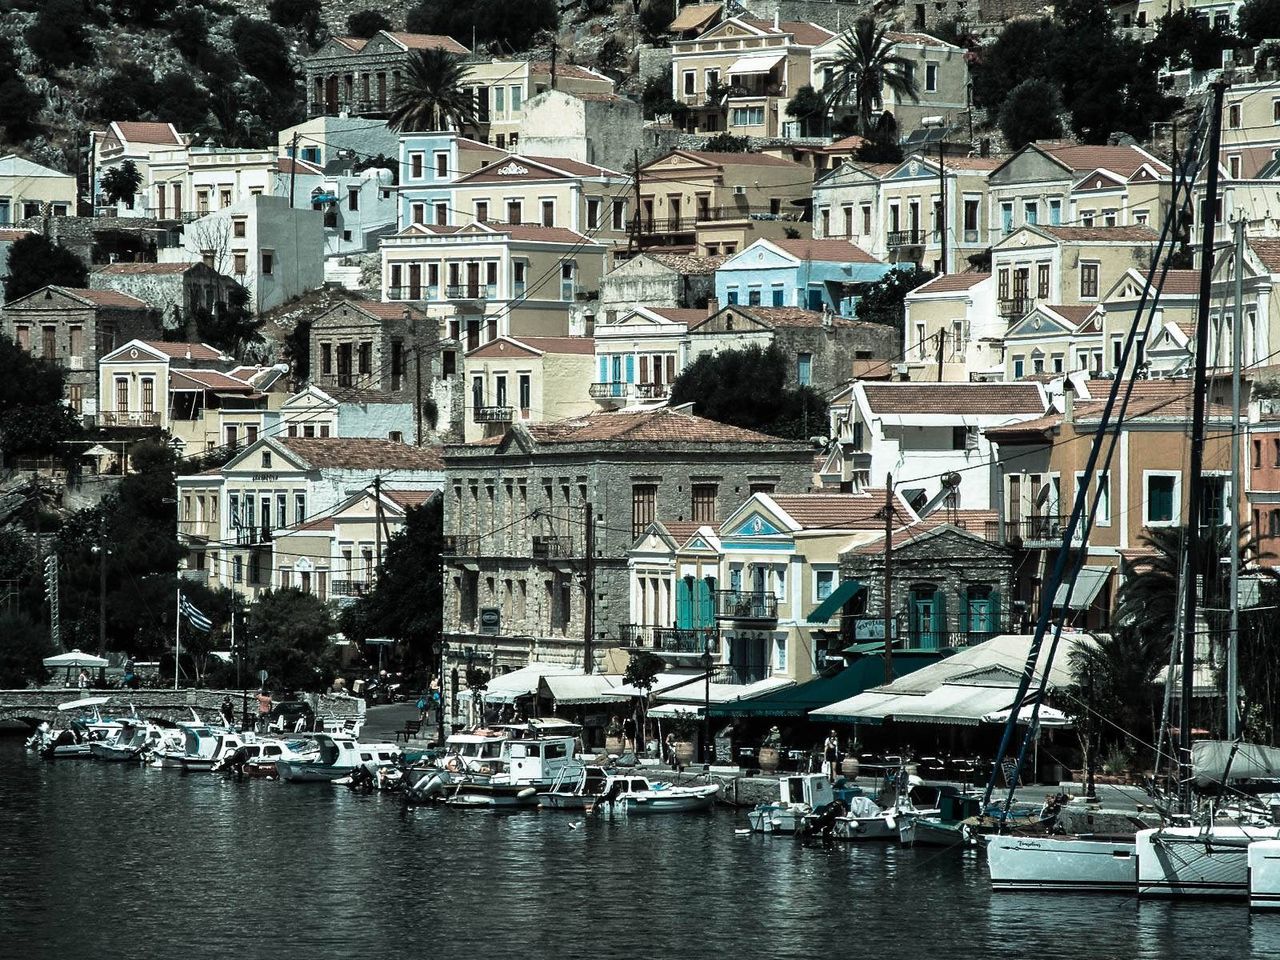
[1044,304,1097,326]
[140,341,224,360]
[1035,225,1159,243]
[170,368,255,391]
[646,307,706,325]
[0,228,33,241]
[385,32,469,53]
[112,121,182,145]
[466,335,594,358]
[1250,238,1280,273]
[383,488,439,509]
[659,520,708,542]
[675,150,807,168]
[740,18,834,45]
[470,409,803,446]
[767,238,880,263]
[332,36,367,52]
[519,155,623,178]
[95,262,202,275]
[824,135,867,152]
[1041,143,1169,177]
[279,437,445,470]
[729,305,875,329]
[342,301,429,321]
[277,156,324,176]
[770,491,911,529]
[499,223,596,245]
[885,30,958,48]
[911,272,990,294]
[861,382,1047,416]
[526,62,610,82]
[57,287,149,309]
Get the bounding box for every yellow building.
[463,60,615,150]
[462,335,596,442]
[0,155,75,223]
[637,149,813,256]
[670,16,834,137]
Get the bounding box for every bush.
[90,64,159,123]
[168,6,209,62]
[702,132,750,152]
[346,10,392,38]
[637,0,670,41]
[999,78,1064,150]
[1236,0,1280,44]
[0,613,52,687]
[269,0,319,28]
[26,0,94,69]
[406,0,558,52]
[0,37,43,141]
[4,234,89,301]
[231,17,295,88]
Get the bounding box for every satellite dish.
[942,472,962,489]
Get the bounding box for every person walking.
[256,689,273,733]
[824,730,840,783]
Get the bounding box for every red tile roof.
[140,341,224,360]
[278,438,445,470]
[675,150,807,168]
[0,228,34,241]
[861,382,1047,416]
[1250,238,1280,273]
[911,272,990,294]
[646,252,729,273]
[499,223,596,245]
[385,32,469,53]
[1156,270,1202,295]
[475,409,801,446]
[1035,225,1159,243]
[659,520,708,543]
[728,306,877,330]
[1044,304,1097,326]
[885,30,958,48]
[95,262,201,275]
[824,135,868,152]
[520,155,623,178]
[60,287,149,309]
[527,62,610,82]
[646,307,706,326]
[383,489,439,509]
[170,369,255,392]
[112,121,183,145]
[740,18,835,45]
[1041,143,1169,177]
[343,301,429,321]
[770,491,911,529]
[277,156,324,176]
[768,238,879,264]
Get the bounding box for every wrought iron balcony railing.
[715,589,778,621]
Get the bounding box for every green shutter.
[933,590,949,642]
[989,590,1001,634]
[676,577,693,629]
[696,577,715,628]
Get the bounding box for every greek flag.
[180,594,213,632]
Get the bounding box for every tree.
[0,613,52,688]
[641,75,688,125]
[406,0,558,52]
[999,79,1064,150]
[4,234,89,302]
[1058,34,1174,143]
[231,17,296,89]
[195,286,264,356]
[701,132,750,152]
[1237,0,1280,43]
[100,161,143,207]
[26,0,94,69]
[387,49,477,134]
[0,333,82,459]
[247,588,336,692]
[168,6,208,62]
[624,650,664,745]
[0,38,43,142]
[638,0,672,41]
[347,10,392,38]
[786,85,828,137]
[1065,627,1166,774]
[824,18,919,136]
[970,19,1060,112]
[669,343,830,440]
[1146,11,1237,71]
[852,111,903,164]
[269,0,321,34]
[854,265,934,332]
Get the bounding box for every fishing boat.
[826,794,914,842]
[442,730,583,807]
[213,738,318,777]
[746,774,837,834]
[538,765,610,811]
[595,774,720,814]
[275,733,400,783]
[906,785,982,847]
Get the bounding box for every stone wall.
[0,687,364,727]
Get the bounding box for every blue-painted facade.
[714,241,892,317]
[396,133,460,230]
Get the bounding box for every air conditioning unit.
[67,356,85,370]
[733,185,746,195]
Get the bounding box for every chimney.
[1063,378,1075,424]
[706,296,719,318]
[773,11,780,28]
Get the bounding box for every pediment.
[698,18,768,40]
[950,664,1022,686]
[722,243,795,270]
[884,159,934,181]
[1007,310,1071,338]
[724,510,786,538]
[888,524,1010,560]
[1072,169,1125,193]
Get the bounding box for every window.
[320,343,332,375]
[1254,438,1262,469]
[1023,200,1037,226]
[797,352,812,386]
[748,287,761,306]
[730,106,765,126]
[925,62,938,92]
[434,203,447,226]
[1228,103,1241,129]
[518,373,531,411]
[691,483,717,523]
[726,287,738,305]
[510,85,522,111]
[513,260,526,297]
[1037,262,1050,299]
[1080,262,1099,299]
[294,493,306,525]
[261,250,274,276]
[358,341,371,375]
[1145,473,1178,525]
[772,286,785,307]
[233,253,247,275]
[1049,200,1062,225]
[862,204,872,235]
[114,376,128,412]
[587,198,600,230]
[506,200,522,225]
[410,153,423,179]
[541,199,554,227]
[494,374,507,407]
[14,326,28,350]
[411,203,425,225]
[347,188,359,211]
[1228,155,1241,179]
[683,71,695,96]
[631,483,657,537]
[233,556,243,583]
[1096,471,1111,525]
[474,200,488,223]
[1013,356,1025,379]
[560,262,574,301]
[435,152,448,179]
[815,570,835,602]
[612,199,626,231]
[1001,202,1013,234]
[232,218,246,238]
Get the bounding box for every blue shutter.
[697,577,715,628]
[625,354,635,383]
[676,577,693,629]
[599,356,607,383]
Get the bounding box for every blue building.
[396,132,506,229]
[714,238,891,317]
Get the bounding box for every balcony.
[233,525,274,546]
[445,284,494,301]
[532,535,573,560]
[983,515,1063,548]
[887,229,926,248]
[331,579,371,597]
[474,405,513,424]
[99,410,160,428]
[716,589,778,621]
[999,297,1033,319]
[902,629,1004,651]
[718,661,772,685]
[589,381,630,401]
[620,624,718,655]
[635,382,671,400]
[441,535,480,556]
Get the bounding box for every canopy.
[649,703,704,719]
[806,579,862,624]
[481,664,576,704]
[44,650,109,669]
[1193,739,1280,788]
[57,696,111,712]
[893,684,1021,726]
[538,673,621,705]
[668,2,721,33]
[1052,566,1111,610]
[708,654,936,719]
[981,702,1072,728]
[727,53,786,76]
[311,192,338,204]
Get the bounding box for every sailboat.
[986,81,1232,895]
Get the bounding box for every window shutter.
[625,354,635,383]
[640,355,649,382]
[989,590,1001,633]
[933,590,948,639]
[676,577,693,629]
[599,356,608,382]
[696,576,714,628]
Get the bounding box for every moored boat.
[1136,824,1280,899]
[746,773,836,834]
[595,774,720,814]
[275,734,400,783]
[986,833,1137,894]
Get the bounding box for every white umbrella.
[43,650,109,669]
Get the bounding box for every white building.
[278,160,399,258]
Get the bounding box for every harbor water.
[4,739,1280,960]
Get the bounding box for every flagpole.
[174,585,181,691]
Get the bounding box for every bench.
[396,719,422,742]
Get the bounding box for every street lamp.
[701,648,713,766]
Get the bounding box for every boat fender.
[517,787,538,800]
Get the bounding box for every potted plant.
[841,737,863,780]
[667,710,701,767]
[758,725,782,773]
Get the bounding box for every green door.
[696,577,716,629]
[913,595,936,650]
[676,577,694,629]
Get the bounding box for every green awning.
[707,653,938,719]
[807,579,863,624]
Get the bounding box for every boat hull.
[276,760,355,783]
[1249,839,1280,910]
[443,783,541,807]
[829,815,902,842]
[911,818,976,848]
[1136,826,1280,899]
[747,805,808,834]
[89,743,141,762]
[623,793,715,814]
[986,835,1137,893]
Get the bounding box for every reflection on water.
[2,740,1278,959]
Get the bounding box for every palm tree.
[823,18,920,137]
[387,48,477,134]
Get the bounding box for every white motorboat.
[595,774,720,814]
[538,765,610,811]
[1249,839,1280,910]
[1136,824,1280,899]
[826,794,914,842]
[433,729,509,775]
[275,734,400,783]
[212,738,318,777]
[89,720,161,762]
[986,834,1137,894]
[442,730,583,807]
[747,774,836,834]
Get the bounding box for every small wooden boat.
[746,773,837,834]
[89,720,158,762]
[903,785,982,848]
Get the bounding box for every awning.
[311,192,337,204]
[982,703,1072,727]
[538,673,621,705]
[894,684,1020,727]
[1052,566,1111,610]
[481,664,576,704]
[668,2,721,33]
[707,653,937,719]
[727,53,785,76]
[806,579,862,624]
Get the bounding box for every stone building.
[307,298,462,442]
[439,408,814,680]
[598,252,725,325]
[517,89,647,178]
[2,285,161,417]
[840,522,1015,648]
[303,31,470,119]
[89,262,242,333]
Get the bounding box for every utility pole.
[373,475,385,583]
[883,474,894,685]
[550,41,558,91]
[289,132,301,206]
[935,328,946,382]
[1227,215,1245,739]
[630,148,643,255]
[98,521,106,656]
[415,342,424,446]
[583,500,595,675]
[937,137,947,276]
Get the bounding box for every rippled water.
[4,739,1280,959]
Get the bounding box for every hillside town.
[5,0,1280,887]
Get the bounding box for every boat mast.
[1227,215,1245,740]
[1179,78,1228,802]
